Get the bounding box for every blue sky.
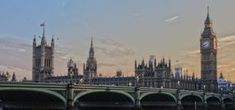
[0,0,235,81]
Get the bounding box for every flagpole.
[40,23,45,37]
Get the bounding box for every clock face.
[201,40,210,48]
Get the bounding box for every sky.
[0,0,235,82]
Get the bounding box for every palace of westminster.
[0,8,231,92]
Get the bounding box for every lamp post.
[135,75,141,110]
[203,85,207,110]
[233,90,235,109]
[69,68,74,84]
[177,80,182,110]
[220,87,225,110]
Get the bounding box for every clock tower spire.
[200,6,218,92]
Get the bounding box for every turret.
[163,57,165,64]
[11,72,16,82]
[40,23,47,46]
[192,72,195,80]
[219,72,224,79]
[154,58,157,68]
[51,36,54,75]
[205,6,212,28]
[84,38,97,84]
[201,6,215,37]
[33,35,36,48]
[141,59,145,67]
[168,59,171,69]
[32,23,54,81]
[51,36,54,48]
[83,63,85,72]
[40,24,46,72]
[135,59,137,69]
[89,37,94,58]
[32,35,37,80]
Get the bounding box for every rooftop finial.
[207,6,209,16]
[205,6,211,25]
[89,37,95,57]
[40,22,47,45]
[91,37,93,48]
[40,22,45,37]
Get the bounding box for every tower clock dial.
[202,40,210,48]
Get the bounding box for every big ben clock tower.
[200,7,218,92]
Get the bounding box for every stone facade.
[38,8,224,92]
[32,24,54,82]
[83,38,97,84]
[200,7,218,92]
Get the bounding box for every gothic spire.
[219,72,224,79]
[89,37,94,57]
[33,35,36,46]
[201,6,215,37]
[205,6,212,27]
[40,23,47,45]
[91,37,93,48]
[51,35,54,48]
[135,59,137,69]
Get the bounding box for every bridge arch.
[74,90,135,110]
[180,94,203,101]
[0,88,66,109]
[180,94,203,110]
[206,96,221,110]
[140,92,177,110]
[140,92,177,102]
[223,97,233,110]
[74,90,135,103]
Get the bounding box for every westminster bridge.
[0,82,234,110]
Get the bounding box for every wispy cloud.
[98,63,117,67]
[0,37,31,52]
[96,38,135,57]
[164,16,180,23]
[0,65,31,81]
[218,35,235,48]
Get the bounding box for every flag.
[40,23,44,27]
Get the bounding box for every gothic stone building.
[35,8,219,92]
[200,7,218,92]
[32,25,54,82]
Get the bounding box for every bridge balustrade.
[0,82,234,110]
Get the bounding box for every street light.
[135,75,139,88]
[203,85,207,110]
[233,90,235,109]
[134,75,141,110]
[176,80,182,110]
[220,87,225,110]
[177,80,180,90]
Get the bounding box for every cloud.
[0,65,31,81]
[0,37,31,52]
[0,37,32,70]
[61,0,69,7]
[96,38,135,57]
[98,63,117,67]
[164,16,180,23]
[18,48,26,52]
[218,35,235,49]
